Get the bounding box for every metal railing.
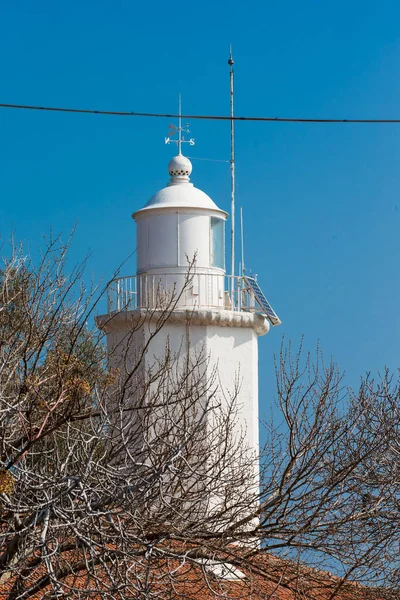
[106,272,259,314]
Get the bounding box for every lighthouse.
[96,140,280,526]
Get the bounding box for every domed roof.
[132,155,227,219]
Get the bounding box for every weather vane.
[164,94,195,155]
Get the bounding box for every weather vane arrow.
[164,94,195,154]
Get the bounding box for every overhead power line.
[0,102,400,123]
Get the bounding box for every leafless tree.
[257,342,400,597]
[0,236,399,599]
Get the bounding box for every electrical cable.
[0,102,400,123]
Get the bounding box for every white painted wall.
[206,325,259,455]
[101,313,261,490]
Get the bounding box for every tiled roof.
[0,545,378,600]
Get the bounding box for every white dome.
[134,184,225,215]
[132,154,227,219]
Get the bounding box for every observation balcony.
[106,272,281,326]
[107,272,256,313]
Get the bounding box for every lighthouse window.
[210,217,225,269]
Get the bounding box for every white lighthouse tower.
[97,126,280,526]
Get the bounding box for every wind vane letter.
[164,95,195,155]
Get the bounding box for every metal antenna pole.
[240,206,245,277]
[228,46,235,296]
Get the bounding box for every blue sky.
[0,0,399,419]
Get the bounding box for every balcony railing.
[107,272,260,314]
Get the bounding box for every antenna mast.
[240,206,245,277]
[228,46,235,293]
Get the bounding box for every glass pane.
[210,217,225,269]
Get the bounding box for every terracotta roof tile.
[0,545,377,600]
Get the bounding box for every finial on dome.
[167,155,192,185]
